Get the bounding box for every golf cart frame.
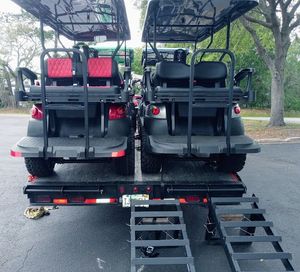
[139,0,260,173]
[11,0,135,175]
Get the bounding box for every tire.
[25,158,55,177]
[115,129,135,176]
[141,127,162,174]
[217,154,246,173]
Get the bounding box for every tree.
[133,0,148,27]
[0,11,53,107]
[241,0,300,126]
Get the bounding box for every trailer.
[10,0,295,271]
[22,157,295,272]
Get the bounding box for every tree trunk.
[3,67,13,96]
[269,69,285,126]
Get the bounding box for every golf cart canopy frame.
[142,0,258,43]
[12,0,131,41]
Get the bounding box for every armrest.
[144,67,154,101]
[17,67,37,85]
[123,66,131,93]
[234,68,255,102]
[234,68,254,85]
[16,67,38,101]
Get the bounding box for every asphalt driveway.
[0,115,299,272]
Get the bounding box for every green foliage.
[132,47,143,75]
[134,2,300,111]
[284,38,300,111]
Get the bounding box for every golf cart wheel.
[25,158,55,177]
[217,154,246,173]
[115,130,135,176]
[141,128,162,174]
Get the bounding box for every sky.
[0,0,143,48]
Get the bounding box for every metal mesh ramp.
[207,196,294,272]
[130,199,195,272]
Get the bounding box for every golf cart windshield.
[142,48,189,66]
[12,0,131,41]
[92,46,134,65]
[142,0,258,43]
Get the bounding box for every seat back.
[88,57,121,86]
[154,61,227,88]
[155,61,190,87]
[194,61,227,87]
[45,58,73,86]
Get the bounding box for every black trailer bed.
[24,160,246,206]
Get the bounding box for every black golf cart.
[11,0,135,176]
[139,0,261,174]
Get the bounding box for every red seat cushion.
[88,57,112,78]
[47,58,72,78]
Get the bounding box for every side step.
[206,195,294,272]
[130,199,195,272]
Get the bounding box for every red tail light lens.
[53,198,68,205]
[31,104,43,120]
[186,196,200,203]
[151,106,160,115]
[109,104,126,120]
[234,105,241,115]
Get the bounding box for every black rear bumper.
[147,135,260,156]
[11,136,127,158]
[23,179,246,206]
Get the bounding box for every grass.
[0,107,30,115]
[1,107,299,140]
[244,119,300,140]
[242,108,300,118]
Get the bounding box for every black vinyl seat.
[153,61,228,88]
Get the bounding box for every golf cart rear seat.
[29,57,121,95]
[151,61,244,101]
[45,58,73,86]
[154,61,228,87]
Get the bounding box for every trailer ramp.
[130,199,195,272]
[207,196,294,272]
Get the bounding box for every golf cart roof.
[142,0,258,43]
[12,0,131,41]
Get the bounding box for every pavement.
[243,116,300,124]
[0,115,299,272]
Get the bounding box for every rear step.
[206,195,294,272]
[130,199,195,272]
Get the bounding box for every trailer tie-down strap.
[24,206,57,219]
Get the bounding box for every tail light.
[233,105,241,115]
[53,198,68,205]
[109,104,126,120]
[151,105,160,115]
[146,104,166,119]
[31,104,43,120]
